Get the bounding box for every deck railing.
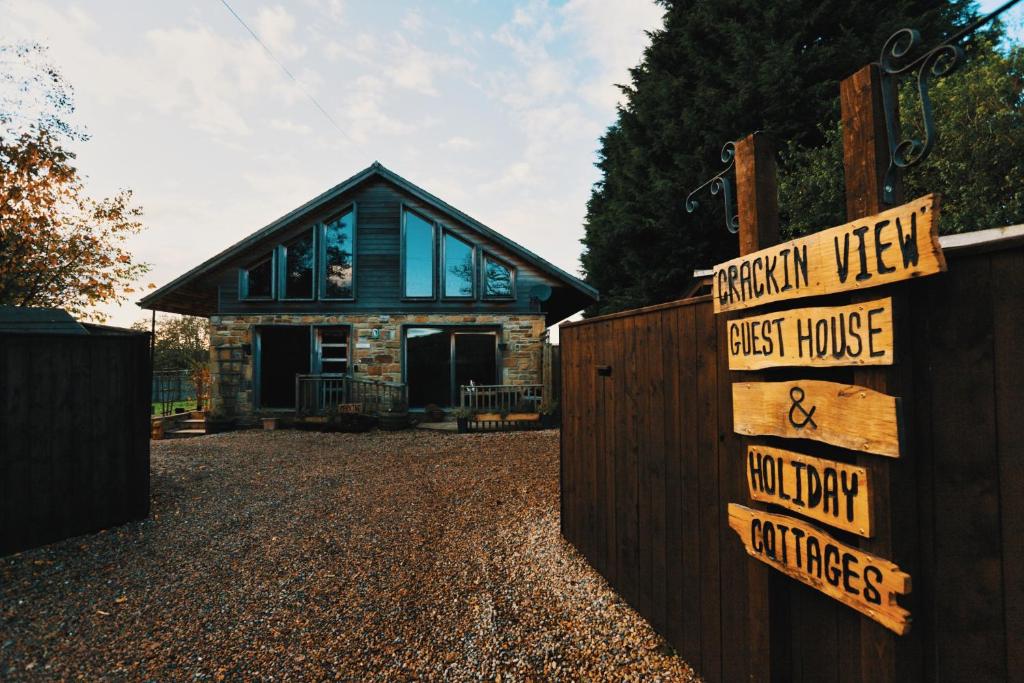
[459,384,543,413]
[295,374,408,416]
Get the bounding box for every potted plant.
[539,399,560,429]
[379,397,409,431]
[452,407,474,433]
[424,403,445,422]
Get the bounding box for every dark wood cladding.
[560,243,1024,682]
[0,330,151,556]
[215,178,572,320]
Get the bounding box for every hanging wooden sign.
[732,379,901,458]
[727,297,894,370]
[712,194,944,313]
[727,504,911,635]
[745,444,872,537]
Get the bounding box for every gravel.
[1,429,697,681]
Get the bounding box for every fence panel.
[560,239,1024,681]
[1,329,150,556]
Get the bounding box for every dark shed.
[0,307,151,555]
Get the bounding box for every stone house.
[139,162,597,418]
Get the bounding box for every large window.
[443,232,474,298]
[321,209,355,299]
[241,255,274,299]
[483,254,515,299]
[403,209,435,298]
[282,229,315,299]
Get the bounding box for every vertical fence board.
[694,302,723,681]
[677,305,702,666]
[991,250,1024,681]
[661,307,685,650]
[928,256,1006,681]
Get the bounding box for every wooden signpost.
[726,297,894,370]
[745,444,872,537]
[732,379,901,458]
[727,504,911,635]
[708,184,949,640]
[713,195,945,313]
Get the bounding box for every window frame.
[239,252,276,301]
[312,323,353,375]
[481,251,516,301]
[278,226,317,302]
[440,228,476,301]
[319,203,358,301]
[400,205,437,301]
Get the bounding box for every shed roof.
[0,306,88,335]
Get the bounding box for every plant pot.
[507,412,540,422]
[379,412,409,431]
[262,417,279,431]
[541,413,560,429]
[457,417,469,433]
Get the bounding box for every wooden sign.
[713,194,944,313]
[727,297,894,370]
[746,444,872,537]
[727,504,911,635]
[732,379,901,458]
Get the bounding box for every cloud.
[441,136,479,151]
[401,10,425,34]
[269,118,313,135]
[253,5,306,60]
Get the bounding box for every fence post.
[840,64,921,682]
[730,131,779,680]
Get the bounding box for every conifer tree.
[581,0,977,315]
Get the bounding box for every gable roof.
[139,161,598,313]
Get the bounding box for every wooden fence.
[295,374,407,416]
[0,326,151,556]
[560,232,1024,681]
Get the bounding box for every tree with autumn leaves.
[0,43,150,322]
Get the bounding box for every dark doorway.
[405,327,498,407]
[454,333,497,391]
[406,328,451,407]
[259,326,310,408]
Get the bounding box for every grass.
[151,400,199,416]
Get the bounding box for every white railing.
[459,384,543,413]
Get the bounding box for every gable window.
[403,209,435,299]
[282,229,315,300]
[321,208,355,299]
[483,254,515,299]
[241,255,274,299]
[443,231,475,298]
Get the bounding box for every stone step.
[178,419,206,427]
[164,429,206,439]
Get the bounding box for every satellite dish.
[530,284,553,302]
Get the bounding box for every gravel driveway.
[1,429,696,681]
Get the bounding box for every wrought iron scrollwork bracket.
[686,141,740,234]
[877,0,1022,205]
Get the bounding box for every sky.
[2,0,665,327]
[3,1,1021,329]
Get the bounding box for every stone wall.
[207,312,546,417]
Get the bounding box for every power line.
[217,0,354,145]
